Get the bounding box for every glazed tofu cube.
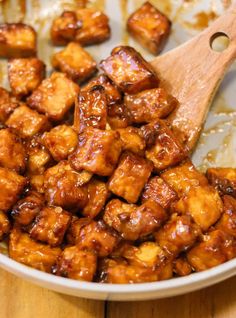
[100,46,159,94]
[42,125,78,161]
[187,230,236,271]
[155,214,201,257]
[75,8,110,45]
[50,11,80,46]
[0,211,10,241]
[142,176,178,209]
[11,191,45,226]
[216,195,236,237]
[27,72,80,121]
[54,246,96,281]
[127,1,171,55]
[0,88,19,123]
[141,120,187,172]
[107,103,131,129]
[108,152,153,203]
[82,178,108,218]
[44,161,90,211]
[73,85,107,134]
[8,58,45,98]
[173,256,192,276]
[66,216,91,245]
[206,167,236,198]
[69,127,122,176]
[0,129,27,173]
[6,104,51,138]
[124,88,177,124]
[0,167,26,212]
[82,74,122,106]
[0,23,36,58]
[9,227,61,272]
[117,127,146,156]
[173,185,223,232]
[30,206,71,246]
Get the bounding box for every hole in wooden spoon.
[210,32,230,52]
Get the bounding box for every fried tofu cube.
[173,256,192,276]
[124,88,177,124]
[141,120,187,172]
[8,58,45,98]
[27,72,80,121]
[44,161,90,211]
[107,103,131,129]
[73,85,107,134]
[82,178,108,218]
[0,128,27,173]
[66,216,91,245]
[0,211,10,241]
[108,152,153,203]
[187,230,236,271]
[104,199,167,240]
[42,125,78,161]
[0,88,19,123]
[9,227,61,272]
[0,23,36,58]
[155,214,201,257]
[30,206,71,246]
[75,8,110,45]
[69,127,122,176]
[142,176,178,209]
[127,1,171,55]
[216,195,236,237]
[54,246,96,281]
[50,11,80,46]
[6,104,51,138]
[117,127,146,156]
[206,167,236,198]
[173,185,223,232]
[11,191,45,226]
[100,46,159,94]
[0,167,26,212]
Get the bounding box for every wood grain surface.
[0,267,236,318]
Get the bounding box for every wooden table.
[1,268,236,318]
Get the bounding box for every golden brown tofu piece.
[127,1,171,55]
[107,103,131,129]
[82,178,108,218]
[100,46,159,94]
[9,227,61,272]
[173,256,192,276]
[216,195,236,238]
[52,42,97,83]
[155,214,201,257]
[6,104,51,138]
[73,85,107,134]
[124,88,177,124]
[141,120,187,172]
[0,88,19,123]
[161,160,208,197]
[104,199,167,240]
[75,8,110,45]
[117,127,146,156]
[0,128,27,174]
[50,11,81,46]
[0,23,36,58]
[206,167,236,198]
[108,152,153,203]
[173,185,223,232]
[69,127,122,176]
[11,191,45,226]
[27,72,80,121]
[30,206,71,246]
[44,161,90,211]
[42,125,78,161]
[8,58,45,98]
[66,216,91,245]
[54,246,96,281]
[0,211,10,241]
[187,230,236,271]
[142,176,178,210]
[0,167,26,212]
[82,74,122,106]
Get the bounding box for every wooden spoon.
[151,2,236,153]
